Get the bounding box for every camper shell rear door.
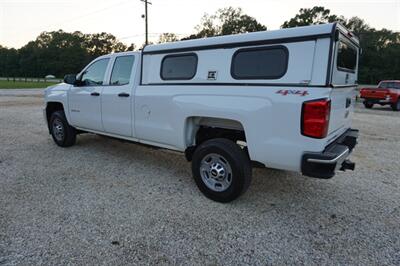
[328,28,360,137]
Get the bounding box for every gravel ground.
[0,95,399,265]
[0,89,44,97]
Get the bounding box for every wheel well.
[46,102,64,130]
[195,126,246,145]
[184,117,247,161]
[46,102,64,134]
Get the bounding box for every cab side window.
[80,58,110,86]
[110,55,135,85]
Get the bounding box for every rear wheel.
[391,100,400,111]
[364,101,373,109]
[192,138,252,203]
[49,111,76,147]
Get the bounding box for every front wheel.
[49,110,76,147]
[391,100,400,111]
[364,101,373,109]
[192,138,252,203]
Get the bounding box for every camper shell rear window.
[231,46,289,80]
[337,41,357,73]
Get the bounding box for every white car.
[44,23,359,202]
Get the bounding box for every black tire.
[391,100,400,111]
[192,138,252,203]
[49,110,76,147]
[364,101,373,109]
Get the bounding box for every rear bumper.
[301,129,358,179]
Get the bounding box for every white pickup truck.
[44,23,359,202]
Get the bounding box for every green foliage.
[83,32,129,57]
[0,80,58,89]
[0,47,19,77]
[126,43,136,51]
[182,7,266,40]
[356,28,400,84]
[282,6,346,28]
[0,30,134,78]
[282,7,400,84]
[158,33,179,44]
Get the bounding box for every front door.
[101,55,136,137]
[69,58,110,131]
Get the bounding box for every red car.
[360,80,400,111]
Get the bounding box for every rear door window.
[110,55,135,85]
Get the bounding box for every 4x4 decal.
[276,89,309,96]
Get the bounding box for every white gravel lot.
[0,94,399,265]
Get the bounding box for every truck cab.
[44,23,359,202]
[67,52,140,137]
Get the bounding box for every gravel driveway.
[0,94,399,265]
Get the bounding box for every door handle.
[118,92,130,97]
[91,92,100,96]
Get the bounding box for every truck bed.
[360,88,389,100]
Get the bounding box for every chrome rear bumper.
[301,129,358,179]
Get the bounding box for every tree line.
[0,31,135,78]
[0,6,399,84]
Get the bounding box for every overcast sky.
[0,0,399,48]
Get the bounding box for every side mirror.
[64,74,77,85]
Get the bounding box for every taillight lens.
[301,99,331,138]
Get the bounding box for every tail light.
[301,99,331,139]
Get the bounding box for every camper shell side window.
[160,53,198,80]
[231,45,289,80]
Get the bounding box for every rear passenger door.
[101,55,136,137]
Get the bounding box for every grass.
[0,80,60,89]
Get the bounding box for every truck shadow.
[74,133,346,209]
[355,103,395,112]
[367,107,394,112]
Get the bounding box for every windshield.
[379,82,400,89]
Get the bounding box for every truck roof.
[143,23,359,55]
